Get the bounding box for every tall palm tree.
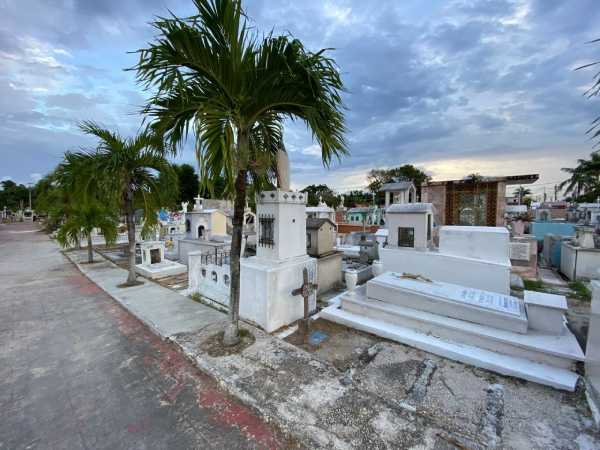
[132,0,347,345]
[78,122,177,285]
[56,203,118,263]
[560,153,600,201]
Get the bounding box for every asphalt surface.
[0,222,291,450]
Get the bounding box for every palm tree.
[132,0,347,345]
[577,39,600,146]
[513,186,532,205]
[56,203,118,263]
[560,153,600,201]
[78,122,177,285]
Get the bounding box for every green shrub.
[568,281,591,302]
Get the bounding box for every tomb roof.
[386,202,434,214]
[424,174,539,186]
[306,217,336,230]
[379,181,415,192]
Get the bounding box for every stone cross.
[193,195,203,211]
[291,267,318,342]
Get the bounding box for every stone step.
[366,272,528,333]
[342,295,583,369]
[320,301,580,392]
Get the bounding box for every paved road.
[0,223,290,450]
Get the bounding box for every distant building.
[345,206,384,227]
[421,174,539,227]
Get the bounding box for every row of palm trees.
[54,0,347,346]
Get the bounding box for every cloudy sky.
[1,0,599,198]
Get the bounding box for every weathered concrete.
[0,223,292,449]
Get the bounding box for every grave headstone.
[509,242,530,261]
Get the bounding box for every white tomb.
[239,190,317,332]
[135,241,187,279]
[367,273,527,333]
[385,203,434,251]
[306,196,336,223]
[322,272,584,391]
[438,226,509,264]
[380,223,511,295]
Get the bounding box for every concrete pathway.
[0,223,291,450]
[65,249,225,338]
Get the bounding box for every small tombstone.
[291,267,318,343]
[150,248,161,264]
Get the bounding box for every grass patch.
[568,281,592,302]
[523,279,545,291]
[190,292,202,302]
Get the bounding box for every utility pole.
[554,185,558,202]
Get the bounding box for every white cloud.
[301,144,322,156]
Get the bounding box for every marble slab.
[366,272,528,333]
[510,242,531,261]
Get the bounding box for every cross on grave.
[291,267,318,343]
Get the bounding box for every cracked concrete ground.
[0,223,294,450]
[175,319,600,449]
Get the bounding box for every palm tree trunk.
[125,188,137,285]
[87,233,94,264]
[223,168,247,346]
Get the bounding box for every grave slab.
[366,272,528,333]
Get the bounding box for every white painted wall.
[188,251,231,307]
[256,190,307,261]
[380,247,511,295]
[240,255,317,332]
[439,226,510,265]
[386,213,431,250]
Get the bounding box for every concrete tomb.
[239,190,317,332]
[178,197,230,264]
[306,217,343,295]
[135,241,187,279]
[306,196,336,223]
[367,273,527,333]
[560,225,600,281]
[322,272,584,391]
[381,222,511,295]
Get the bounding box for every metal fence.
[199,249,231,267]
